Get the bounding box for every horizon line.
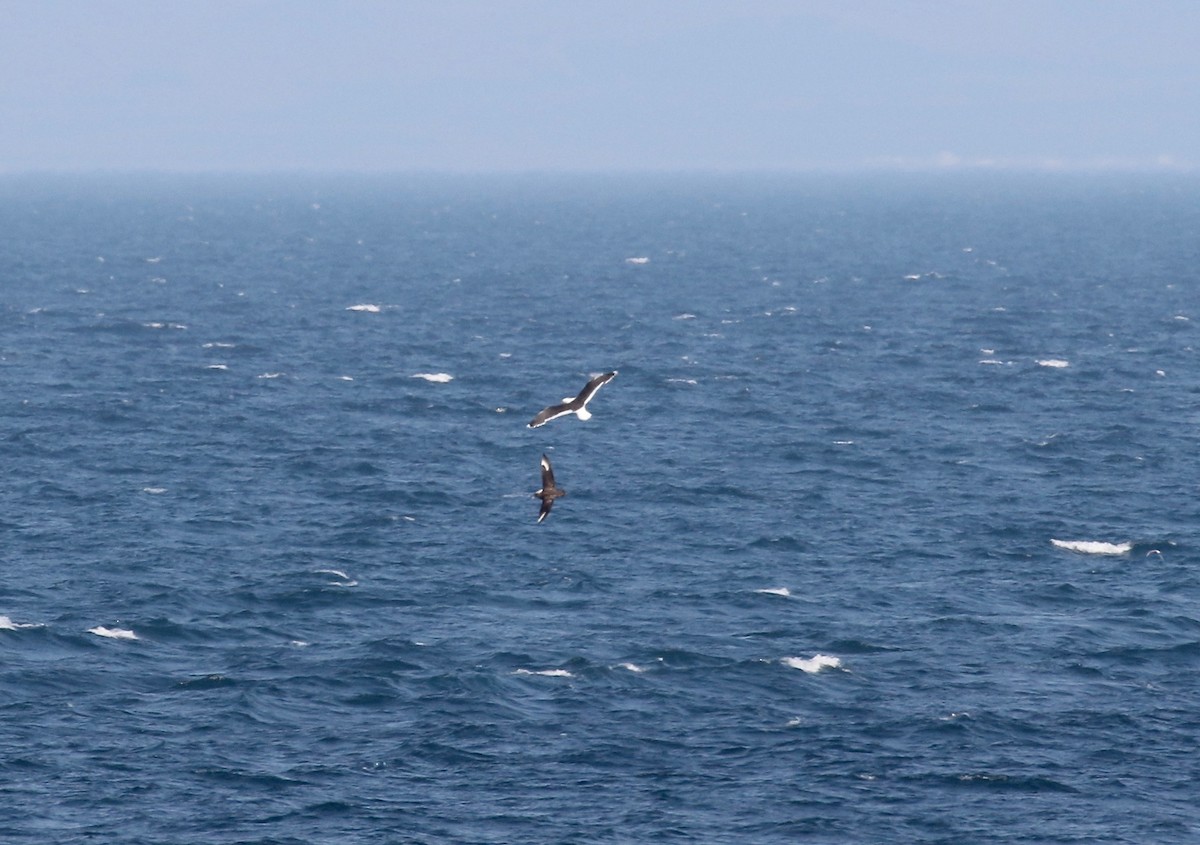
[0,156,1195,179]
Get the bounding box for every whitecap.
[142,487,167,495]
[0,615,42,630]
[1051,539,1132,555]
[205,364,229,371]
[513,668,573,678]
[412,373,453,383]
[346,304,381,313]
[202,342,236,349]
[625,256,650,265]
[666,378,698,385]
[316,568,357,586]
[257,372,285,379]
[674,313,697,320]
[782,654,842,673]
[89,626,138,640]
[756,587,791,597]
[1037,359,1070,368]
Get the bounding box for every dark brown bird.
[533,454,565,523]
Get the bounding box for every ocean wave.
[346,304,382,313]
[315,568,358,587]
[143,322,187,330]
[1051,539,1132,555]
[1037,359,1070,368]
[0,615,43,630]
[513,668,573,678]
[412,373,454,383]
[755,587,791,597]
[88,626,139,640]
[781,654,842,673]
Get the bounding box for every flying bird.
[528,371,617,428]
[533,454,565,523]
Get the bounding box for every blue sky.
[1,0,1197,172]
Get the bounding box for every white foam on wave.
[142,487,167,495]
[0,615,42,630]
[756,587,791,597]
[1051,539,1132,555]
[412,373,454,383]
[782,654,842,674]
[513,668,573,678]
[346,304,381,313]
[203,342,236,349]
[205,364,229,371]
[674,313,697,320]
[616,662,647,673]
[1037,359,1070,368]
[89,626,138,640]
[625,256,649,265]
[257,372,285,379]
[316,568,358,586]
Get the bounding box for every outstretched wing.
[537,497,555,523]
[539,454,556,489]
[528,401,574,429]
[577,371,617,407]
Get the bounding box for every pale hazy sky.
[2,0,1197,172]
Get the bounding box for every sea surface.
[2,172,1199,843]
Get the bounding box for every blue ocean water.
[2,172,1199,843]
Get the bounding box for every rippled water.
[2,173,1199,843]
